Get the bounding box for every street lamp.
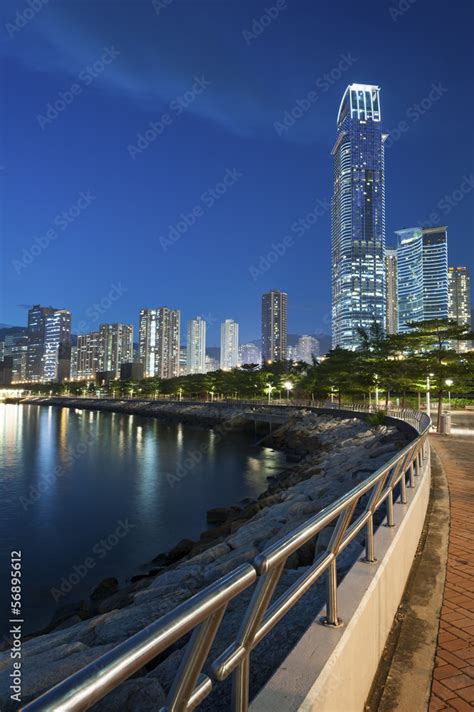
[374,374,379,409]
[426,372,434,414]
[178,387,183,402]
[265,383,274,404]
[445,379,453,412]
[283,380,293,403]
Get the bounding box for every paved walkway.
[429,435,474,712]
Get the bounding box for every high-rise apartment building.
[238,343,261,366]
[332,84,386,349]
[396,226,448,332]
[261,290,287,362]
[448,266,471,352]
[296,335,320,364]
[26,305,71,382]
[139,308,180,379]
[448,267,471,326]
[187,317,206,374]
[422,226,449,322]
[3,333,28,383]
[385,248,398,334]
[220,320,239,370]
[99,323,133,378]
[76,332,100,380]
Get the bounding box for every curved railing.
[22,408,431,712]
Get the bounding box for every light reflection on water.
[0,403,285,635]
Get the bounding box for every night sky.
[1,0,473,344]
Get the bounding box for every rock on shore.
[0,404,411,710]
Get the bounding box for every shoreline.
[0,400,413,709]
[14,398,310,638]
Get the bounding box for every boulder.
[90,577,119,601]
[165,538,195,564]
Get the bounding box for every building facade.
[448,267,471,326]
[220,320,239,370]
[99,323,133,379]
[3,333,28,383]
[396,226,448,332]
[422,226,449,322]
[187,317,206,374]
[76,332,100,380]
[448,266,471,352]
[26,305,71,382]
[296,335,320,364]
[385,248,398,334]
[238,343,261,366]
[139,308,180,379]
[331,84,386,349]
[261,290,287,362]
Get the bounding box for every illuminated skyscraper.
[99,323,133,378]
[139,308,180,379]
[220,320,239,369]
[396,226,448,332]
[422,226,449,322]
[448,267,471,352]
[76,332,100,380]
[187,317,206,374]
[261,290,287,362]
[385,248,398,334]
[448,267,471,326]
[332,84,386,348]
[26,305,71,382]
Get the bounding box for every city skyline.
[1,0,472,345]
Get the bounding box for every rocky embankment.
[1,403,411,710]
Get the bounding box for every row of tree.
[23,320,473,430]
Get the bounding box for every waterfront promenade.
[429,431,474,712]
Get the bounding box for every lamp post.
[426,373,434,414]
[178,387,183,402]
[265,384,274,404]
[374,374,379,410]
[283,380,293,403]
[445,379,453,412]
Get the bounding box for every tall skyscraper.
[422,226,449,322]
[187,317,206,374]
[448,267,471,352]
[396,226,448,332]
[385,248,398,334]
[261,290,287,362]
[26,305,71,382]
[99,323,133,378]
[220,319,239,370]
[76,332,100,380]
[331,84,386,349]
[26,305,54,381]
[139,308,180,379]
[448,267,471,326]
[296,335,320,364]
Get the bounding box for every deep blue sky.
[1,0,473,344]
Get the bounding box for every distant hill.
[0,326,27,340]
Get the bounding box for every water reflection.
[0,404,286,636]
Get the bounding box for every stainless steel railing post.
[231,654,250,712]
[386,491,395,526]
[365,515,376,562]
[325,558,340,626]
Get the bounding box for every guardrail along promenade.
[22,406,431,712]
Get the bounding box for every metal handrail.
[22,407,431,712]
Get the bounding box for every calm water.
[0,404,285,635]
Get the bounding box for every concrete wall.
[252,449,431,712]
